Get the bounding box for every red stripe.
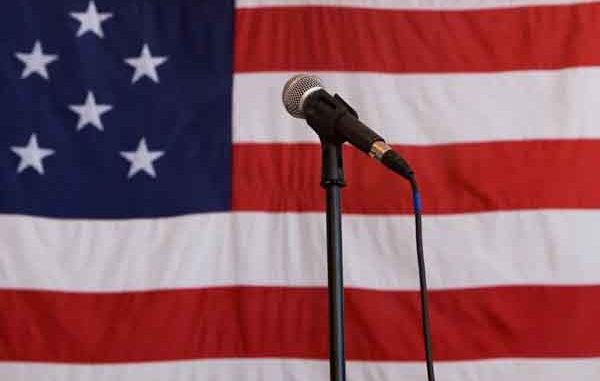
[235,3,600,73]
[232,140,600,214]
[2,286,598,363]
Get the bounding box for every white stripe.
[2,358,600,381]
[1,210,599,292]
[236,0,598,10]
[234,69,600,144]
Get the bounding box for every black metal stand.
[286,80,436,381]
[320,141,347,381]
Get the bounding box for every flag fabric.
[2,0,600,380]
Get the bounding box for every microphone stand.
[320,140,347,381]
[285,78,436,381]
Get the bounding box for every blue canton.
[0,0,234,218]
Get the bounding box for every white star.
[120,138,165,179]
[70,1,113,38]
[14,41,59,80]
[11,134,55,175]
[69,91,113,131]
[124,44,168,83]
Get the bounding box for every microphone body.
[283,75,414,180]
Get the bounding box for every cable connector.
[381,149,414,180]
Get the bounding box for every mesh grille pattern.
[282,74,323,119]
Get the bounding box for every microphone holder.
[320,140,347,381]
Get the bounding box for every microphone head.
[282,74,323,119]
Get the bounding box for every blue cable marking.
[413,191,422,212]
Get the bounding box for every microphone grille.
[282,74,323,119]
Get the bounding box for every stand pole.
[321,141,347,381]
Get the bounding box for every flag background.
[2,0,600,380]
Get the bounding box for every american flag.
[2,0,600,380]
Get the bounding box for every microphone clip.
[303,90,357,145]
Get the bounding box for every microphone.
[282,74,414,180]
